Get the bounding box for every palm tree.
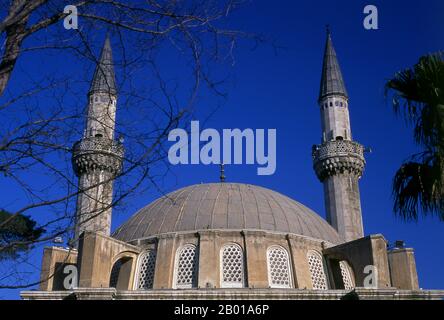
[386,53,444,221]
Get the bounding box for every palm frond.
[393,158,444,221]
[386,52,444,148]
[387,53,444,221]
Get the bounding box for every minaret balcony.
[72,136,124,176]
[312,140,365,180]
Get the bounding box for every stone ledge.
[21,288,444,300]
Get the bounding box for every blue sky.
[1,0,444,298]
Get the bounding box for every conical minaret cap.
[89,35,117,95]
[319,30,348,102]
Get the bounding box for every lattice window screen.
[175,244,198,289]
[109,259,122,288]
[220,244,244,288]
[136,250,157,290]
[339,261,354,290]
[267,246,292,288]
[307,250,328,290]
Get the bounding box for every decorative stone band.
[72,137,124,176]
[312,140,365,181]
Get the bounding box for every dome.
[113,183,341,244]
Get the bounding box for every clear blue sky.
[1,0,444,298]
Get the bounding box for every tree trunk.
[0,0,31,97]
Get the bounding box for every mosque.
[21,31,444,300]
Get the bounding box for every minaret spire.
[89,34,116,96]
[319,29,348,102]
[83,35,118,140]
[72,35,123,246]
[312,30,365,242]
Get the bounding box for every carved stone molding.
[312,140,365,181]
[72,137,124,176]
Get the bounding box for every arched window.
[109,257,133,290]
[307,250,328,290]
[220,243,244,288]
[267,246,292,288]
[109,259,122,288]
[136,250,157,290]
[174,244,198,289]
[339,261,354,290]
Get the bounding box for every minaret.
[72,36,123,243]
[312,30,366,242]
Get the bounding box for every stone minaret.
[312,30,366,242]
[72,36,123,243]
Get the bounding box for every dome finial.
[220,163,226,183]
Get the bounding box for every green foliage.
[0,209,45,260]
[386,53,444,221]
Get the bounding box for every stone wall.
[39,247,78,291]
[130,229,332,290]
[324,234,392,288]
[388,248,419,290]
[38,231,419,295]
[77,232,141,288]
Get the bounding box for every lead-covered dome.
[113,183,341,244]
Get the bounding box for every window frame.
[133,249,157,290]
[339,260,355,290]
[173,244,199,289]
[219,243,245,288]
[307,250,329,290]
[266,245,293,289]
